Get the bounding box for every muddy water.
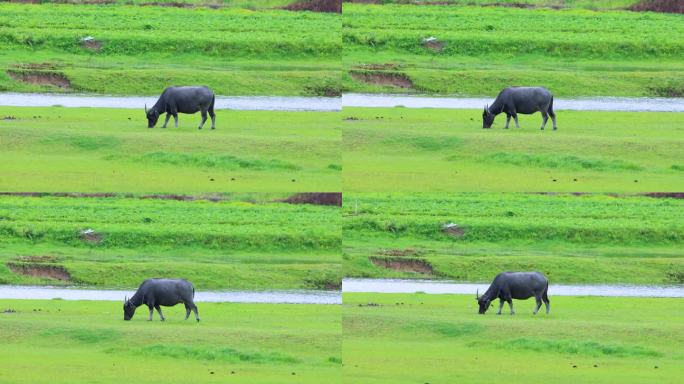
[343,278,684,298]
[0,285,341,304]
[0,93,341,111]
[342,93,684,112]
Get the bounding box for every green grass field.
[343,293,683,384]
[0,299,340,384]
[0,107,341,192]
[0,3,340,96]
[343,3,684,97]
[342,108,684,192]
[27,0,301,8]
[343,193,684,284]
[0,194,341,290]
[348,1,642,8]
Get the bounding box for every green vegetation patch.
[0,107,341,192]
[0,299,341,384]
[342,108,684,192]
[343,293,683,384]
[135,344,300,363]
[0,194,341,290]
[0,3,340,95]
[485,153,642,171]
[343,3,684,96]
[138,152,300,171]
[343,193,684,284]
[502,338,662,358]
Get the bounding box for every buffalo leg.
[540,111,549,130]
[173,113,178,128]
[507,300,515,315]
[505,114,511,129]
[198,110,208,130]
[550,110,557,130]
[191,304,200,322]
[155,305,165,321]
[148,305,154,321]
[533,297,542,315]
[543,293,550,314]
[497,299,504,315]
[513,114,520,128]
[209,110,216,130]
[184,304,191,320]
[161,113,171,129]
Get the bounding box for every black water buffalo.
[145,86,216,130]
[476,272,550,315]
[123,278,200,322]
[482,87,556,130]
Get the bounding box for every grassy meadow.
[0,299,341,384]
[0,106,341,192]
[343,293,684,384]
[0,3,340,96]
[0,194,341,290]
[347,1,643,8]
[343,3,684,97]
[343,193,684,284]
[342,108,684,192]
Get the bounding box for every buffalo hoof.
[211,127,215,130]
[196,319,201,322]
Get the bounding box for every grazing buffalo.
[145,86,216,130]
[482,87,556,130]
[123,278,200,322]
[476,272,550,315]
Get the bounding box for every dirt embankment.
[630,0,684,13]
[7,256,71,281]
[7,70,71,89]
[369,256,434,274]
[280,193,342,206]
[284,0,342,13]
[350,71,414,88]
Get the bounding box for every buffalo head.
[145,104,159,128]
[482,105,494,129]
[476,290,491,314]
[123,296,136,320]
